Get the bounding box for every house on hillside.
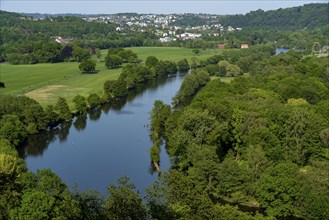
[159,37,173,43]
[241,44,249,49]
[55,37,73,44]
[321,45,329,53]
[217,44,225,49]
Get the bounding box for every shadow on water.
[23,120,72,157]
[89,107,102,121]
[22,75,176,159]
[73,114,87,131]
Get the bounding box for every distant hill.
[218,3,328,30]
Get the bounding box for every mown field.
[1,47,222,107]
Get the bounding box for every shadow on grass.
[80,70,100,74]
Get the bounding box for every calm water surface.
[275,48,289,55]
[24,74,185,194]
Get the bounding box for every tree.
[192,49,200,55]
[103,80,127,100]
[312,42,321,54]
[104,177,147,220]
[79,59,96,73]
[117,49,139,63]
[74,190,105,220]
[12,169,81,219]
[298,160,329,219]
[226,64,241,77]
[23,103,48,134]
[72,46,90,62]
[72,94,88,114]
[218,60,230,76]
[87,93,101,109]
[13,190,56,220]
[105,54,123,69]
[155,60,177,76]
[145,56,159,69]
[55,97,71,120]
[177,58,190,72]
[0,115,27,146]
[255,163,302,218]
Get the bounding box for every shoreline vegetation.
[1,3,329,219]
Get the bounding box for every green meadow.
[1,47,222,107]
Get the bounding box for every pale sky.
[0,0,326,15]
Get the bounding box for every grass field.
[1,47,222,108]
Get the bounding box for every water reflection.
[25,120,72,157]
[89,107,102,121]
[24,73,185,193]
[73,114,87,131]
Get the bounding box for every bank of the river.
[1,47,222,108]
[24,74,186,194]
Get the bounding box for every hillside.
[218,3,328,30]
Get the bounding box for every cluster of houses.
[217,44,249,49]
[83,13,242,36]
[51,13,247,47]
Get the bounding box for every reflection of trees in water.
[24,120,73,157]
[24,129,57,157]
[57,120,72,143]
[24,74,184,159]
[89,107,102,121]
[102,103,111,114]
[73,114,87,131]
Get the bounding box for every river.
[23,74,185,194]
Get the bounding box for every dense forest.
[149,49,329,220]
[218,3,328,30]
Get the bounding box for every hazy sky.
[0,0,326,15]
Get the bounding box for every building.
[321,45,329,53]
[241,44,249,49]
[55,37,73,44]
[159,37,173,43]
[217,44,225,49]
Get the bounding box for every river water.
[24,74,185,194]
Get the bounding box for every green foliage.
[72,94,88,114]
[255,163,302,217]
[216,157,246,197]
[192,48,200,55]
[87,93,101,109]
[12,169,81,219]
[145,56,159,69]
[298,160,329,219]
[103,79,127,101]
[119,64,151,89]
[0,115,27,146]
[155,60,177,76]
[79,59,96,73]
[218,3,328,30]
[0,95,49,134]
[55,97,72,120]
[149,100,171,164]
[13,190,56,219]
[74,190,105,220]
[176,58,190,72]
[117,49,139,63]
[104,176,147,220]
[105,54,123,69]
[218,60,241,77]
[173,70,210,107]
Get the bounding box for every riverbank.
[1,47,222,108]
